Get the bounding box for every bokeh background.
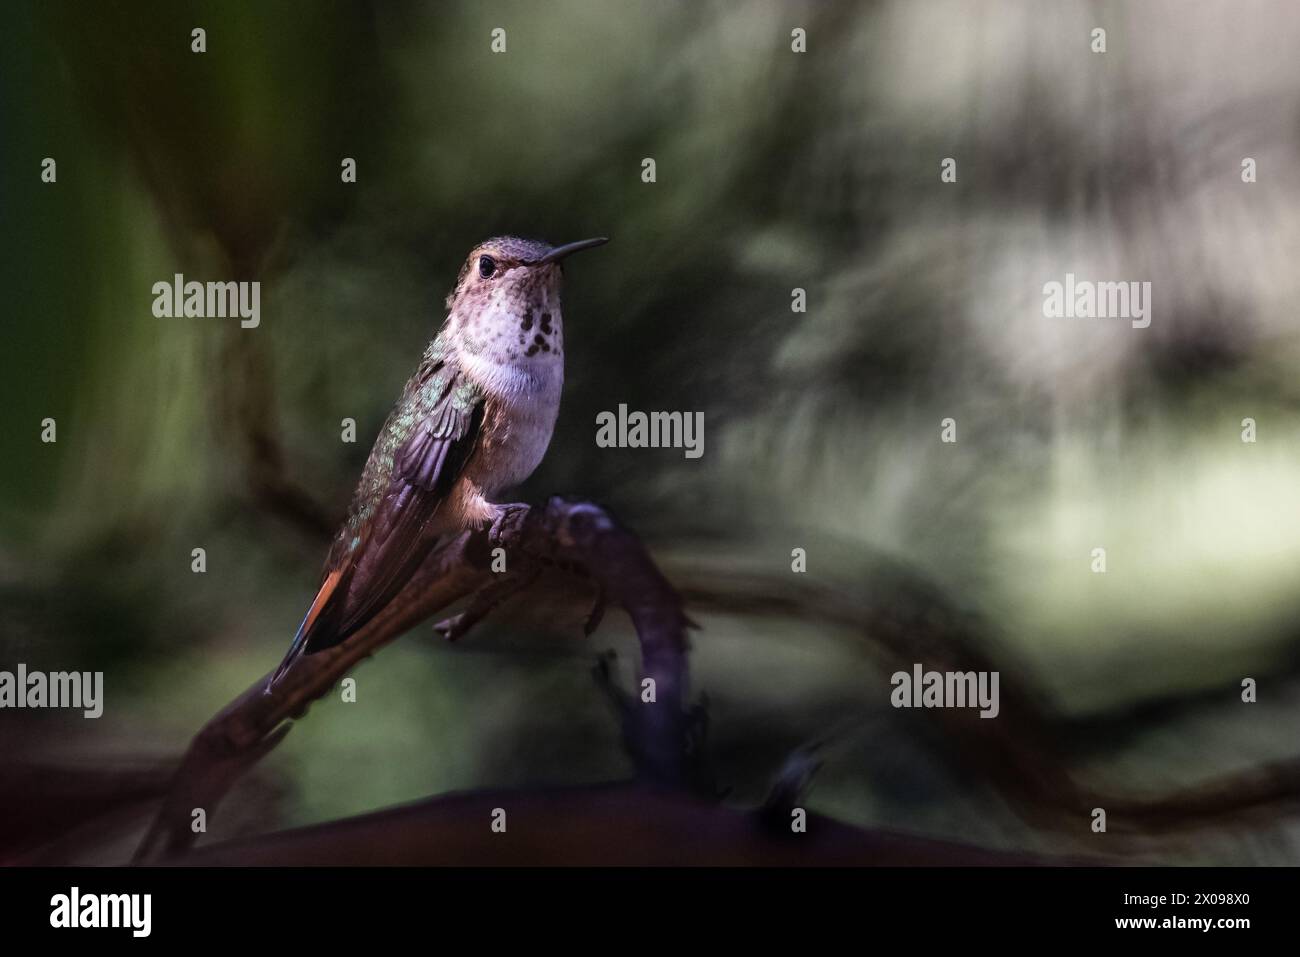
[2,0,1299,864]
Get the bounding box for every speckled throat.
[447,265,565,400]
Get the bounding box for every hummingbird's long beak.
[532,237,609,265]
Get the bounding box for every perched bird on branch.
[268,236,608,688]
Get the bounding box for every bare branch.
[171,782,1084,866]
[432,565,541,642]
[133,497,697,862]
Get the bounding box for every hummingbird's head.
[445,236,608,318]
[443,236,607,367]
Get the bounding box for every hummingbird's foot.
[487,502,530,548]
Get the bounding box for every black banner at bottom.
[0,866,1286,944]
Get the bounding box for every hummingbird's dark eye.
[478,255,497,279]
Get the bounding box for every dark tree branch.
[432,565,541,642]
[170,782,1088,867]
[133,498,698,863]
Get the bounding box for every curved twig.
[133,497,696,862]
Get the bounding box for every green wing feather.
[269,348,483,685]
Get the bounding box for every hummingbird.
[268,235,609,689]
